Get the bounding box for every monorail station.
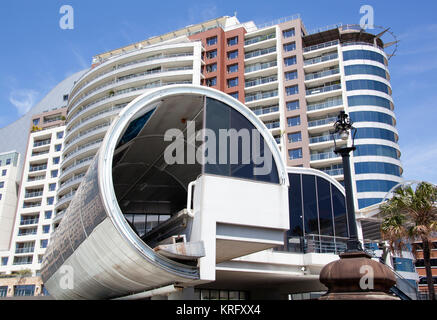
[41,86,351,300]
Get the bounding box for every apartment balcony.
[56,190,76,210]
[304,68,340,86]
[22,202,41,209]
[245,89,279,106]
[20,218,39,226]
[24,191,43,199]
[263,120,281,134]
[15,247,35,254]
[307,116,338,134]
[303,40,339,56]
[33,139,51,148]
[52,210,66,224]
[303,52,339,73]
[305,84,342,103]
[251,105,280,122]
[244,46,277,64]
[31,149,50,157]
[244,32,276,50]
[321,168,344,178]
[245,75,278,93]
[310,151,342,166]
[244,61,277,78]
[64,122,110,152]
[57,173,86,196]
[28,164,47,173]
[306,96,343,117]
[309,134,347,150]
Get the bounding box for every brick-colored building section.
[413,237,437,295]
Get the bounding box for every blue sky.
[0,0,436,184]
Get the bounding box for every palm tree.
[379,182,437,300]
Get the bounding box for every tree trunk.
[422,237,435,300]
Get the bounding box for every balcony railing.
[303,40,339,53]
[306,84,341,96]
[304,52,338,66]
[244,46,276,60]
[309,134,340,144]
[245,90,278,103]
[264,121,280,129]
[307,97,343,112]
[31,150,49,157]
[274,235,348,254]
[245,61,277,74]
[310,151,339,161]
[252,105,279,116]
[308,116,337,128]
[15,247,35,254]
[28,164,47,172]
[321,168,344,176]
[60,173,85,188]
[245,75,278,88]
[17,229,37,236]
[22,202,41,209]
[244,32,276,46]
[24,191,43,199]
[63,138,104,161]
[305,68,340,81]
[65,122,111,147]
[20,218,39,226]
[33,139,51,148]
[27,175,46,182]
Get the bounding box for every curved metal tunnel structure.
[41,85,290,299]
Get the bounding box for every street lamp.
[332,111,362,252]
[319,111,398,300]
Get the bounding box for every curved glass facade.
[356,179,399,193]
[355,127,397,142]
[348,95,392,110]
[354,162,402,176]
[350,111,394,126]
[358,198,383,208]
[346,79,390,95]
[344,64,387,79]
[343,50,385,64]
[282,172,348,254]
[354,144,399,159]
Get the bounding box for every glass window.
[56,131,64,139]
[229,92,239,99]
[206,77,217,87]
[51,170,58,178]
[350,111,394,125]
[356,180,399,193]
[393,257,416,273]
[227,63,238,73]
[204,97,279,184]
[286,85,299,96]
[288,132,302,143]
[53,157,60,165]
[45,210,52,219]
[317,176,334,236]
[285,70,298,81]
[0,182,4,188]
[227,50,238,60]
[33,119,40,126]
[46,197,54,205]
[345,64,387,79]
[227,36,238,46]
[206,49,217,59]
[332,185,348,237]
[354,144,399,159]
[284,56,297,66]
[346,79,390,94]
[0,194,2,200]
[302,174,318,234]
[54,144,62,152]
[348,95,392,110]
[63,94,69,101]
[355,162,401,177]
[289,148,303,160]
[42,225,50,234]
[355,127,396,142]
[288,173,304,237]
[206,36,217,46]
[2,169,6,176]
[6,159,11,165]
[283,42,296,52]
[227,77,238,88]
[14,285,35,297]
[287,100,299,111]
[40,239,48,249]
[48,183,56,192]
[206,63,217,73]
[283,28,295,38]
[1,257,7,266]
[343,50,385,64]
[287,116,301,127]
[358,198,383,208]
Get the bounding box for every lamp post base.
[319,251,399,300]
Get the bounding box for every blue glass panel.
[117,108,156,147]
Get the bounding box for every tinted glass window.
[346,80,389,94]
[348,95,392,109]
[344,64,387,79]
[354,144,399,159]
[302,174,319,234]
[350,111,394,125]
[288,173,303,237]
[343,50,385,64]
[204,97,279,184]
[355,127,396,142]
[317,176,334,236]
[332,185,348,237]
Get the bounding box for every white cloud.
[9,89,39,115]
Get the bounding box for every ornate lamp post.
[318,111,398,300]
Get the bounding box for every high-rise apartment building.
[54,15,402,224]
